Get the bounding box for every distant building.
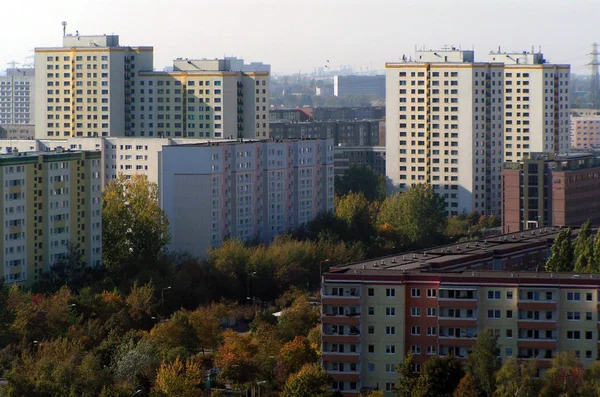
[0,124,35,139]
[570,109,600,149]
[316,85,334,96]
[35,33,269,139]
[159,139,334,258]
[0,150,102,285]
[269,108,313,122]
[333,75,385,99]
[312,106,385,122]
[0,68,35,125]
[333,146,386,176]
[502,153,600,233]
[270,120,383,146]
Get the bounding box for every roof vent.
[413,254,417,259]
[456,246,461,251]
[402,256,406,261]
[391,258,397,263]
[466,244,470,248]
[373,262,378,267]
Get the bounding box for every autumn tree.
[334,165,385,202]
[148,310,198,360]
[102,174,170,278]
[453,372,479,397]
[281,363,332,397]
[415,355,465,397]
[545,228,574,272]
[151,356,203,397]
[493,357,540,397]
[466,329,501,397]
[378,184,446,248]
[540,351,585,397]
[214,329,259,387]
[276,336,319,384]
[277,295,321,342]
[334,192,378,243]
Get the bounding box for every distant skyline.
[1,0,597,75]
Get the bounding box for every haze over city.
[1,0,596,74]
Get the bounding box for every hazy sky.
[1,0,597,75]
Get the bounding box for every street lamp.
[246,271,257,301]
[161,286,172,316]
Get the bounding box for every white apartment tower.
[386,48,569,216]
[0,68,35,125]
[34,33,269,140]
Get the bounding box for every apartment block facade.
[570,109,600,149]
[34,34,269,139]
[159,139,334,258]
[321,227,600,396]
[0,150,102,285]
[0,68,35,125]
[502,153,600,233]
[385,49,570,216]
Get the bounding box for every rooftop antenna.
[62,21,67,37]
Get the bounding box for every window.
[427,326,436,336]
[567,330,581,340]
[567,312,581,321]
[567,292,581,301]
[427,307,437,317]
[506,310,513,319]
[586,292,593,302]
[368,326,375,335]
[506,348,513,357]
[385,345,396,354]
[427,288,437,298]
[506,329,513,338]
[385,363,396,373]
[368,344,375,353]
[386,307,396,316]
[586,350,593,360]
[386,326,396,335]
[411,288,421,298]
[368,363,375,372]
[487,310,501,319]
[368,288,374,296]
[586,312,593,321]
[506,291,513,300]
[386,288,396,297]
[386,383,395,392]
[586,331,593,340]
[488,290,501,300]
[427,345,437,355]
[368,307,375,316]
[411,326,421,336]
[411,307,421,317]
[411,345,421,355]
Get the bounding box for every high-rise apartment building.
[321,227,600,396]
[159,139,334,258]
[0,150,102,285]
[0,68,35,125]
[34,33,269,140]
[386,49,569,216]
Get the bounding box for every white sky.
[1,0,597,75]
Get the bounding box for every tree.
[33,243,96,293]
[395,353,419,397]
[276,336,319,384]
[574,220,593,272]
[151,356,203,397]
[592,228,600,272]
[334,192,377,242]
[466,329,501,397]
[540,351,585,397]
[378,184,447,248]
[0,282,14,346]
[453,373,479,397]
[214,329,259,386]
[277,295,321,342]
[334,165,385,202]
[416,355,465,397]
[102,174,170,278]
[281,363,332,397]
[493,357,540,397]
[545,228,574,272]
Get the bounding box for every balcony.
[517,300,557,311]
[517,338,557,349]
[438,317,477,328]
[327,372,361,383]
[322,353,361,363]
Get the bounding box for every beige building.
[0,150,102,286]
[385,49,570,216]
[34,34,269,140]
[569,109,600,149]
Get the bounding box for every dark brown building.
[502,153,600,233]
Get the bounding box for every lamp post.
[161,286,171,316]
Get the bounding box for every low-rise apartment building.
[570,109,600,149]
[0,150,102,285]
[322,227,600,396]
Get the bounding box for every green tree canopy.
[493,357,540,397]
[415,355,465,397]
[466,329,501,397]
[540,351,585,397]
[102,174,170,279]
[334,165,385,202]
[545,228,574,272]
[281,363,332,397]
[574,220,593,272]
[378,184,447,248]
